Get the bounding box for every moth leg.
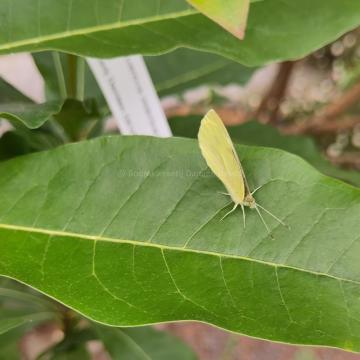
[220,203,238,221]
[240,204,246,229]
[218,191,230,197]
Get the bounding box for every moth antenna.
[256,203,290,229]
[240,204,246,229]
[254,205,273,238]
[251,185,262,196]
[220,203,238,221]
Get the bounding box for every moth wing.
[198,110,245,203]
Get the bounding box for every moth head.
[244,194,256,208]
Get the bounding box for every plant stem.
[67,54,77,99]
[76,57,85,101]
[255,60,296,124]
[52,52,67,99]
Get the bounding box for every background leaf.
[0,312,55,336]
[0,280,59,359]
[38,327,94,360]
[0,77,103,160]
[0,78,65,160]
[0,79,64,130]
[0,125,64,161]
[0,101,63,129]
[0,76,100,134]
[0,1,360,66]
[147,49,256,97]
[53,99,101,141]
[0,136,360,351]
[95,325,196,360]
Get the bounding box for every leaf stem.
[67,54,77,99]
[52,52,67,99]
[76,57,85,101]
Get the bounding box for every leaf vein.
[91,240,148,314]
[274,266,293,323]
[161,248,219,319]
[148,168,208,242]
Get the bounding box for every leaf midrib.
[0,9,197,52]
[0,222,357,287]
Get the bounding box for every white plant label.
[87,56,171,137]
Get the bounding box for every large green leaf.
[0,136,360,351]
[95,325,196,360]
[170,115,360,186]
[1,1,360,66]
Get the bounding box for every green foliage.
[0,78,63,130]
[0,79,65,160]
[0,101,64,129]
[0,136,359,351]
[1,0,360,356]
[0,279,59,358]
[146,48,256,97]
[95,325,196,360]
[0,279,195,359]
[0,1,359,66]
[33,49,255,101]
[0,79,102,160]
[32,52,107,109]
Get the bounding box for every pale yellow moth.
[198,109,287,234]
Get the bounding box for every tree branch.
[254,61,296,124]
